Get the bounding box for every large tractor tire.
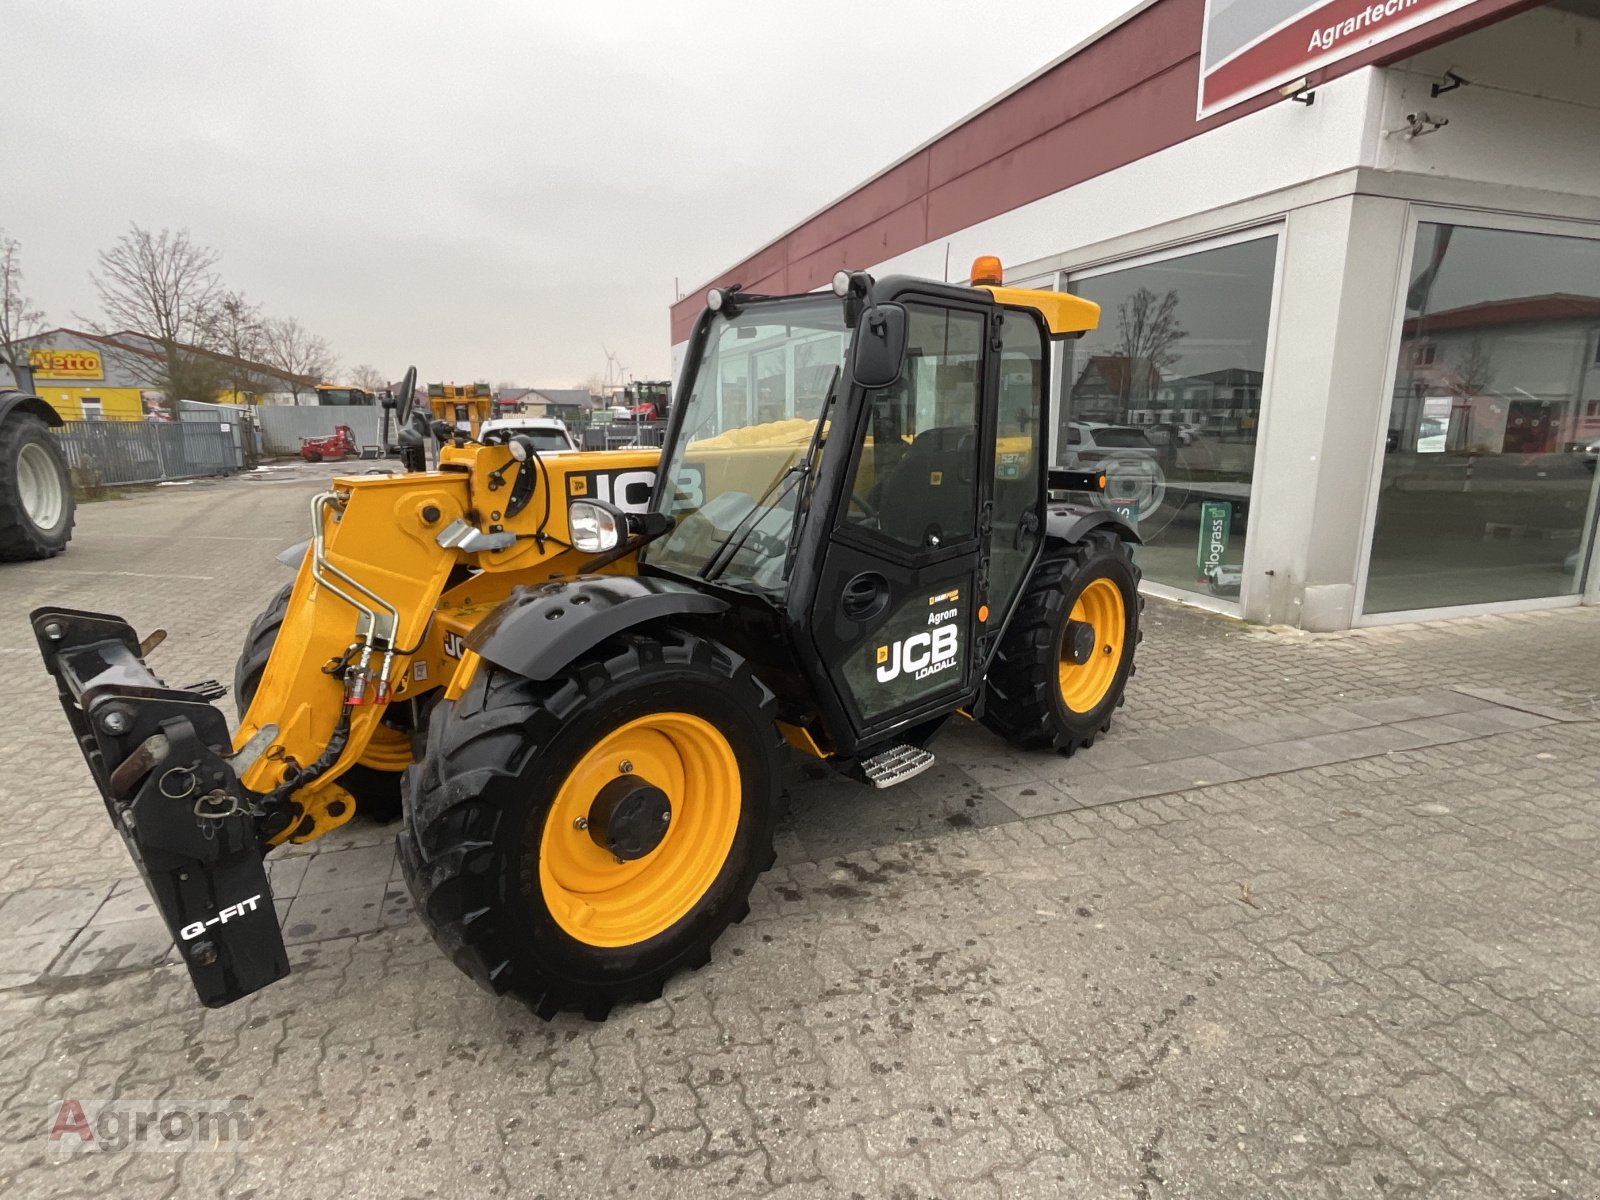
[399,627,781,1020]
[0,413,76,561]
[981,529,1142,753]
[234,581,407,820]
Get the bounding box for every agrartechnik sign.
[1198,0,1479,118]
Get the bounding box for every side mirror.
[395,366,417,426]
[849,303,908,390]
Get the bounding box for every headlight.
[569,500,620,553]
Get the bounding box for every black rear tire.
[398,627,781,1020]
[0,412,76,561]
[981,530,1142,753]
[234,580,405,820]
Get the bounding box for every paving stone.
[86,880,160,925]
[0,930,73,988]
[1451,685,1590,722]
[281,882,389,945]
[1214,740,1339,777]
[1299,703,1382,733]
[988,780,1079,820]
[47,916,173,978]
[1117,727,1246,763]
[0,884,111,937]
[295,844,398,896]
[265,853,311,898]
[1433,707,1555,737]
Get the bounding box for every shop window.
[1061,235,1278,603]
[1365,222,1600,614]
[80,398,103,420]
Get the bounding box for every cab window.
[844,304,985,551]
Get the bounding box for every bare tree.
[89,224,224,409]
[1456,336,1495,396]
[0,231,47,355]
[349,363,389,392]
[261,316,335,404]
[1113,287,1186,406]
[199,289,276,396]
[202,289,265,360]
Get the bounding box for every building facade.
[18,328,308,419]
[669,0,1600,629]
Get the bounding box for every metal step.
[860,743,936,789]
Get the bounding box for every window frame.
[830,295,992,570]
[1352,204,1600,624]
[1057,222,1286,617]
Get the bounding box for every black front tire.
[398,627,781,1020]
[0,413,76,561]
[981,530,1142,753]
[234,580,405,820]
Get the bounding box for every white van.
[476,416,580,455]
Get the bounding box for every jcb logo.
[443,632,465,659]
[567,467,704,514]
[875,625,960,684]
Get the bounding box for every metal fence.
[256,406,384,457]
[179,399,260,466]
[579,421,668,452]
[53,416,241,487]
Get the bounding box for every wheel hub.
[1064,619,1097,665]
[587,774,671,861]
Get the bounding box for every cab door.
[804,300,992,747]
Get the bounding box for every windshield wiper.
[702,366,840,583]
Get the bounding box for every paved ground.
[1,466,1598,1198]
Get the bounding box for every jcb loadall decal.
[843,584,969,721]
[875,599,961,683]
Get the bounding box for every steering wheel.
[848,493,878,522]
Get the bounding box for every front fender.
[1045,503,1141,547]
[466,574,730,681]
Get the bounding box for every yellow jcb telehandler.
[33,259,1140,1018]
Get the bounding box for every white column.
[1242,193,1411,629]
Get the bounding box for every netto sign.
[28,348,104,380]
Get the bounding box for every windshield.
[489,426,572,451]
[1093,427,1153,448]
[642,296,849,595]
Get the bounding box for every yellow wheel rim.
[539,713,741,948]
[1057,577,1127,713]
[358,723,413,773]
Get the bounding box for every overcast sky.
[3,1,1138,389]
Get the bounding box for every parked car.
[1146,420,1199,447]
[476,417,580,455]
[1062,423,1166,523]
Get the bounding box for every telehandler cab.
[33,258,1140,1018]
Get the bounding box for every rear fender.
[0,390,64,427]
[467,574,729,681]
[1045,504,1141,548]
